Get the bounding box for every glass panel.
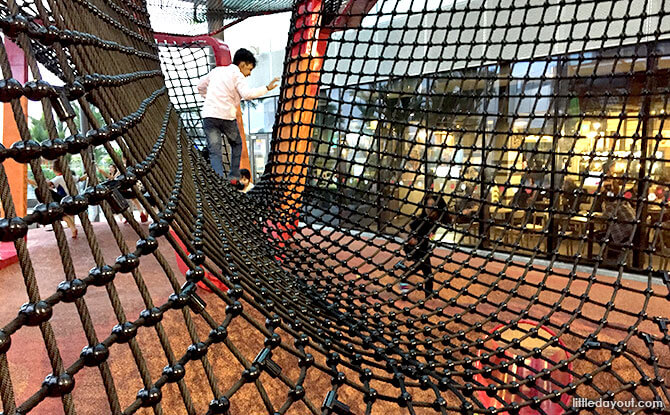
[304,39,670,271]
[646,43,670,270]
[557,45,647,265]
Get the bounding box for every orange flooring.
[0,224,668,414]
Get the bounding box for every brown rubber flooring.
[1,224,668,414]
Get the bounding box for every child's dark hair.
[233,49,257,67]
[423,192,446,209]
[422,192,449,222]
[240,168,251,180]
[604,191,618,203]
[52,159,63,174]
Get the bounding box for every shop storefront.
[306,40,670,271]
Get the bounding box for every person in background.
[560,175,579,212]
[197,48,279,181]
[98,163,148,223]
[511,157,537,209]
[649,184,670,204]
[97,164,119,180]
[238,168,255,193]
[52,160,89,237]
[595,176,619,212]
[28,160,86,238]
[594,160,623,210]
[649,185,662,202]
[515,174,537,209]
[97,164,121,222]
[395,193,448,296]
[595,193,636,245]
[452,167,480,223]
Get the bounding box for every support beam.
[2,38,28,217]
[0,38,27,268]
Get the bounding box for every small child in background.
[395,193,448,295]
[51,160,88,238]
[28,160,87,238]
[238,168,254,193]
[98,162,149,223]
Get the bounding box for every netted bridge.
[0,0,668,414]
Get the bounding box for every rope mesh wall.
[0,1,668,415]
[157,41,223,154]
[146,0,296,22]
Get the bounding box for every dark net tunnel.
[0,0,669,414]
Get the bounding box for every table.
[647,206,664,224]
[491,207,513,218]
[570,212,607,258]
[489,207,516,245]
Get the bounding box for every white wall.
[321,0,670,87]
[221,12,291,97]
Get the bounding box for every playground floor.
[0,224,668,414]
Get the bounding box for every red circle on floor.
[473,320,572,414]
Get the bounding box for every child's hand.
[266,77,280,91]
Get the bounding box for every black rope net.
[0,0,668,415]
[157,40,218,153]
[147,0,295,22]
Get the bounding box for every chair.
[453,220,478,246]
[556,214,578,256]
[522,211,548,251]
[491,206,525,244]
[649,222,670,270]
[602,242,631,266]
[579,202,592,213]
[500,210,527,247]
[489,206,508,243]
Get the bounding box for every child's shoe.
[394,260,407,270]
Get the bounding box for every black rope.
[0,1,668,415]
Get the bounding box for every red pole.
[271,0,329,214]
[0,38,28,268]
[269,0,379,215]
[2,38,28,217]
